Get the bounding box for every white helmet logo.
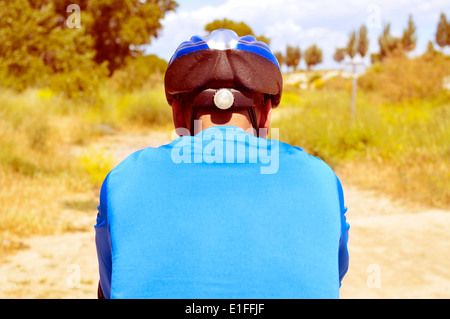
[204,29,239,50]
[214,89,234,110]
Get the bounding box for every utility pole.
[351,66,357,120]
[344,54,366,121]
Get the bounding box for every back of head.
[164,29,283,135]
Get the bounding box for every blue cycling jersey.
[95,126,349,299]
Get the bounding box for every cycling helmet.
[164,29,283,135]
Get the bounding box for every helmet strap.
[189,106,259,137]
[190,105,199,136]
[247,107,259,137]
[183,90,263,136]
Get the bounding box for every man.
[95,29,349,299]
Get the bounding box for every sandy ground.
[0,130,449,299]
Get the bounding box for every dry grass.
[1,54,449,258]
[0,85,172,257]
[275,62,450,209]
[0,168,94,257]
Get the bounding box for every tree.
[0,0,177,94]
[346,30,357,58]
[376,15,419,61]
[345,25,369,61]
[423,40,438,60]
[335,25,369,67]
[205,18,253,37]
[256,35,271,46]
[204,18,270,45]
[111,54,168,91]
[436,12,448,50]
[77,0,178,74]
[357,25,369,57]
[333,48,346,63]
[304,44,323,71]
[401,14,417,52]
[370,53,381,64]
[285,45,301,71]
[448,15,450,47]
[274,51,284,67]
[426,40,436,54]
[0,0,102,94]
[378,23,402,61]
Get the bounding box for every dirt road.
[1,130,448,298]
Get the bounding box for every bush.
[0,89,77,175]
[358,54,450,103]
[115,88,172,127]
[78,149,115,187]
[110,55,168,92]
[273,88,450,208]
[322,74,352,92]
[47,62,109,100]
[280,91,301,106]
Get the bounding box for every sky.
[145,0,449,70]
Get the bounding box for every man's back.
[95,126,349,299]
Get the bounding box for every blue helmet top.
[168,29,281,69]
[165,29,283,108]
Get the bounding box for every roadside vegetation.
[275,52,449,209]
[0,75,172,257]
[1,2,449,258]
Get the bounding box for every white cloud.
[147,0,449,68]
[265,19,303,49]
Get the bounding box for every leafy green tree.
[274,51,284,67]
[0,0,177,96]
[447,16,450,47]
[345,25,369,60]
[436,12,449,50]
[67,0,178,74]
[205,18,253,37]
[376,15,417,61]
[370,53,381,64]
[423,40,438,60]
[256,35,271,46]
[346,30,357,58]
[285,45,301,71]
[357,25,369,57]
[401,14,417,52]
[0,0,101,94]
[111,54,168,91]
[378,23,402,61]
[0,0,50,90]
[204,18,270,45]
[304,44,323,71]
[426,41,436,54]
[333,48,346,63]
